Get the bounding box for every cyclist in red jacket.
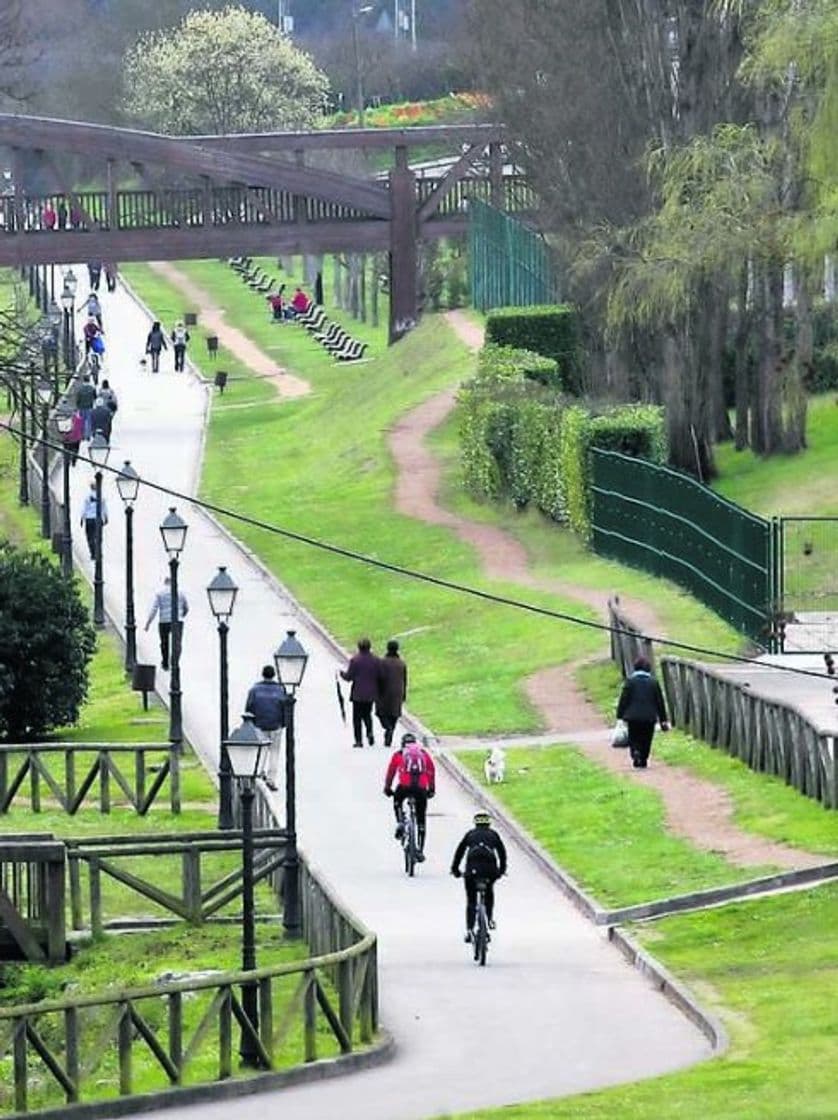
[383,733,435,860]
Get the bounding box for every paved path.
[69,277,711,1119]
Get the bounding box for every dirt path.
[149,261,310,399]
[394,310,822,871]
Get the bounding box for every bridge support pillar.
[389,147,417,344]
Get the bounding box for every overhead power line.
[2,417,836,686]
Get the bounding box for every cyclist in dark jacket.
[616,656,669,769]
[451,812,507,942]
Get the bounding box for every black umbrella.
[335,674,346,723]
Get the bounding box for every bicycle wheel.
[474,892,489,966]
[403,812,416,877]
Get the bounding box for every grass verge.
[456,747,774,906]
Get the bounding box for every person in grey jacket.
[616,656,669,768]
[245,666,288,791]
[144,576,189,672]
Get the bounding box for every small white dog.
[484,746,506,784]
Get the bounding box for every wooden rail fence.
[661,656,838,808]
[65,830,289,935]
[0,837,66,964]
[608,597,654,677]
[0,744,180,816]
[0,848,377,1115]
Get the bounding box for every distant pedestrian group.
[340,638,408,749]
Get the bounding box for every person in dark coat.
[89,397,113,442]
[145,321,167,372]
[340,637,379,748]
[245,665,288,791]
[376,639,407,747]
[616,656,669,768]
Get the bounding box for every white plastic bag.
[611,719,629,748]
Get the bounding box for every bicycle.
[400,794,420,877]
[471,878,491,966]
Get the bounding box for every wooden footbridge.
[0,114,534,338]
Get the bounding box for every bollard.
[131,663,156,711]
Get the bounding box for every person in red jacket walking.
[383,733,435,860]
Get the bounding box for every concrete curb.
[13,1033,395,1120]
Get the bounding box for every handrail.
[0,935,376,1020]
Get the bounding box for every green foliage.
[122,6,330,134]
[485,305,578,386]
[0,544,96,740]
[460,351,666,539]
[478,343,561,388]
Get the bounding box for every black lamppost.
[54,402,75,577]
[89,432,110,628]
[159,507,188,749]
[116,462,140,672]
[17,374,29,506]
[60,281,73,376]
[207,566,239,831]
[35,378,53,540]
[47,301,62,397]
[224,713,269,1068]
[273,629,308,939]
[64,268,78,375]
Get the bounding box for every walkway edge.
[437,750,728,1055]
[21,1033,395,1120]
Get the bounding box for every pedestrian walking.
[104,261,118,292]
[245,666,288,791]
[74,374,96,440]
[57,200,68,229]
[42,202,57,230]
[144,576,189,672]
[89,397,113,443]
[145,321,167,373]
[376,639,407,747]
[616,656,670,769]
[340,637,380,748]
[98,379,118,414]
[87,262,102,291]
[171,321,189,372]
[61,410,84,465]
[79,292,102,327]
[80,481,107,562]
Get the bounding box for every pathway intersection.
[71,273,712,1119]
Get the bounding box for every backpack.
[402,744,425,785]
[173,327,187,345]
[91,334,105,355]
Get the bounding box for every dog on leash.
[484,746,506,784]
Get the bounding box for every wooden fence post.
[304,970,317,1062]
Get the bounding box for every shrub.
[0,545,96,740]
[478,344,561,389]
[485,305,579,388]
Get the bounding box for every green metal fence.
[591,450,776,645]
[469,200,557,311]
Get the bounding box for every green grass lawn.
[457,747,773,906]
[457,884,838,1120]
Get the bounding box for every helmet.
[473,811,491,826]
[400,732,418,749]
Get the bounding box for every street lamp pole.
[64,268,78,378]
[273,629,309,939]
[54,403,76,577]
[224,714,269,1069]
[89,432,110,628]
[36,379,52,540]
[160,508,188,750]
[116,462,141,673]
[207,566,239,831]
[17,378,29,506]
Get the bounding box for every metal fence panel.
[591,450,773,644]
[469,200,557,311]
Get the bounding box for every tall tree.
[122,6,330,134]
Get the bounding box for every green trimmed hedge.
[485,305,578,388]
[478,343,562,389]
[459,352,666,538]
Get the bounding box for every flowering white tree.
[123,6,330,135]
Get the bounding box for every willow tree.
[122,6,329,135]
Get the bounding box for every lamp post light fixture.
[54,402,76,577]
[223,713,269,1069]
[273,628,308,939]
[60,282,74,374]
[351,4,374,128]
[160,507,188,749]
[47,300,62,395]
[35,377,53,540]
[116,461,141,672]
[207,565,239,830]
[89,432,110,627]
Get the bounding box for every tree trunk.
[734,263,751,450]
